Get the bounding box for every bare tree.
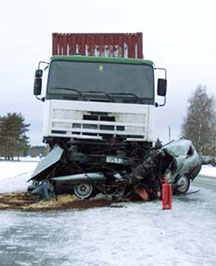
[181,85,216,155]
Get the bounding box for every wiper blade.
[110,93,143,103]
[51,87,83,97]
[82,91,114,102]
[51,88,114,102]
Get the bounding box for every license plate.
[106,156,124,164]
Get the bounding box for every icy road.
[0,162,216,266]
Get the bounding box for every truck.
[30,33,168,200]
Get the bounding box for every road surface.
[0,174,216,266]
[193,174,216,192]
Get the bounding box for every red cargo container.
[52,33,143,59]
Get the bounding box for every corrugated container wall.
[52,33,143,59]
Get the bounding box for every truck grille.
[51,109,146,140]
[83,113,115,122]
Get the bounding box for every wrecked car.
[130,139,202,200]
[28,138,201,201]
[161,139,202,193]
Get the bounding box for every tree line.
[0,113,49,160]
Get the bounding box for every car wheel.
[175,176,190,194]
[73,183,93,199]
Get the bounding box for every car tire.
[175,176,190,194]
[73,183,94,199]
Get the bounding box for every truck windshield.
[47,60,154,103]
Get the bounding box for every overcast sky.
[0,0,216,145]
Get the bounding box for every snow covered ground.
[0,160,38,193]
[199,164,216,177]
[0,160,216,266]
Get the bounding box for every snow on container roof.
[52,33,143,59]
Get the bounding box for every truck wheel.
[73,183,93,199]
[175,176,190,194]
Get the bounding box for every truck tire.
[73,183,94,199]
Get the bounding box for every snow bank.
[200,165,216,177]
[0,161,38,193]
[0,161,37,181]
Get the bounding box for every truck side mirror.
[33,69,43,96]
[34,77,42,96]
[157,79,167,96]
[35,69,43,78]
